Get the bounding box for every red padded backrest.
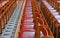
[41,26,48,36]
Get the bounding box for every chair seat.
[24,18,33,21]
[26,6,32,8]
[25,7,32,11]
[24,14,33,18]
[52,13,59,16]
[20,31,35,38]
[22,24,34,31]
[21,24,34,31]
[25,10,32,12]
[57,20,60,23]
[22,19,34,26]
[26,12,32,14]
[50,10,56,13]
[24,12,32,15]
[55,15,60,20]
[52,13,59,15]
[48,8,54,10]
[21,17,34,31]
[26,1,32,6]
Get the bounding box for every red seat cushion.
[21,24,35,31]
[21,18,34,31]
[20,31,35,38]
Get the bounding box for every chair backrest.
[32,0,54,38]
[0,0,17,34]
[40,0,60,38]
